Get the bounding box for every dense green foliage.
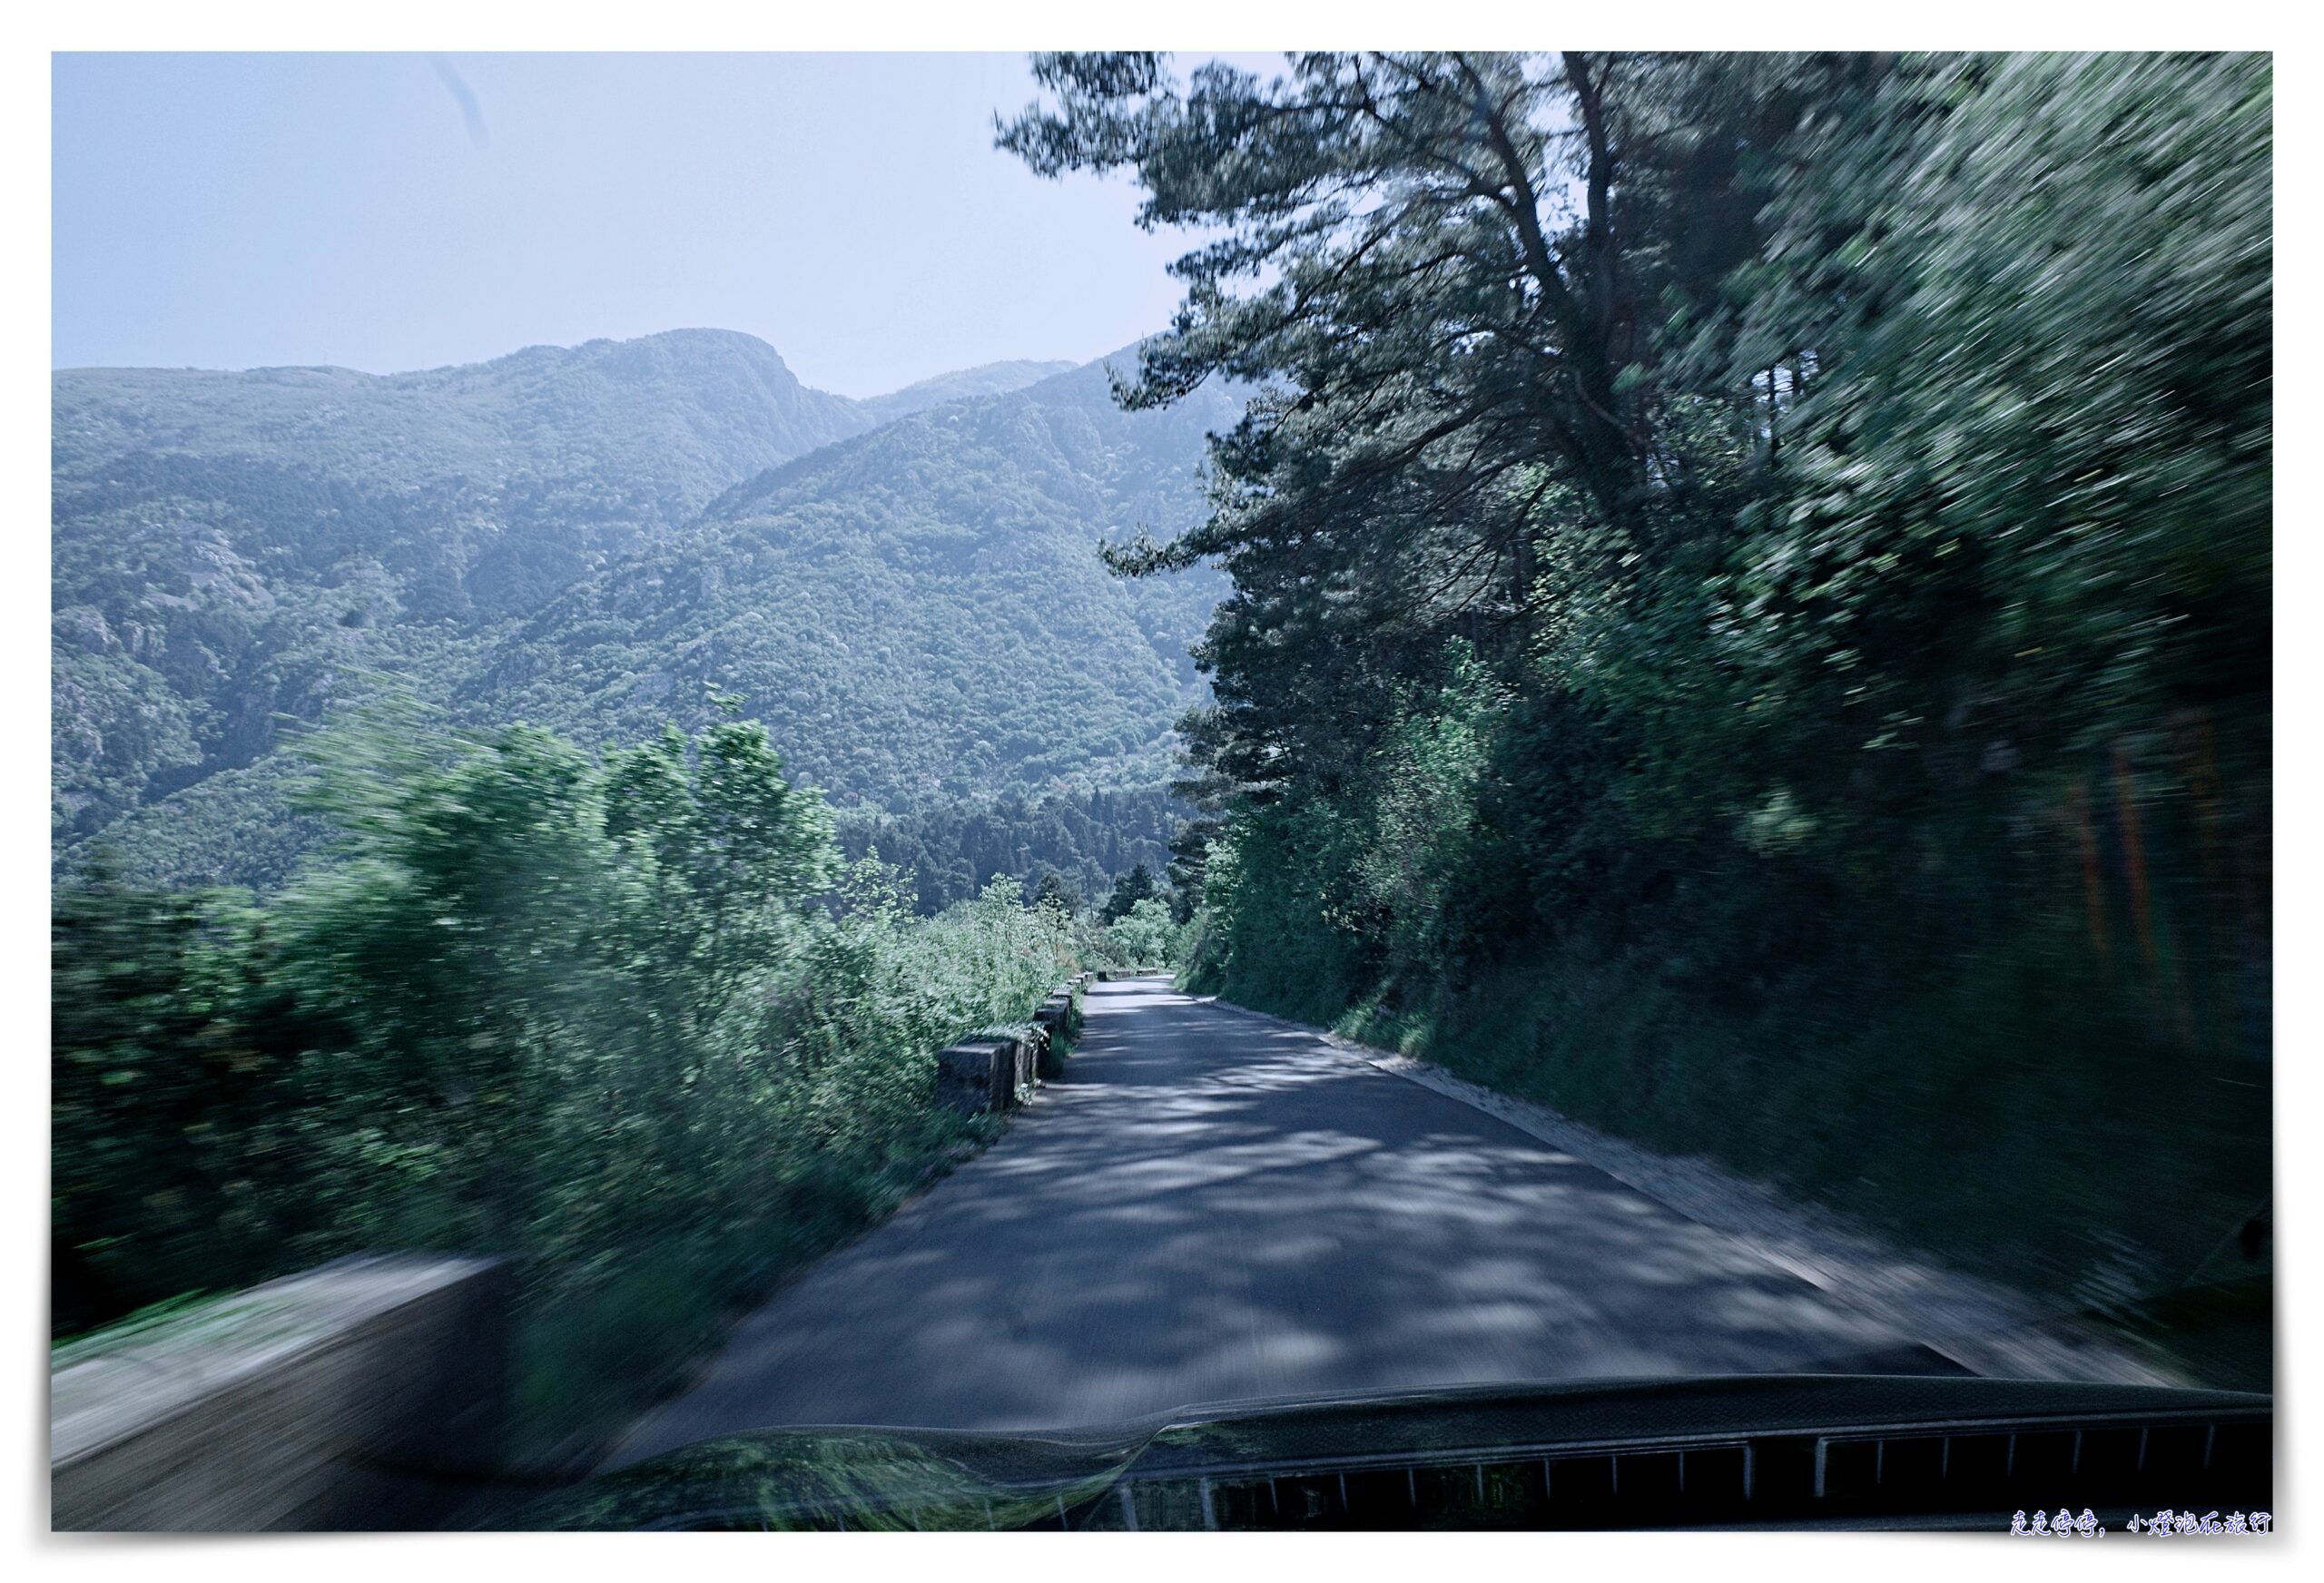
[1097,898,1185,969]
[54,337,1227,899]
[835,785,1183,913]
[1009,52,2271,1326]
[53,708,1077,1445]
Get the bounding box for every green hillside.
[471,357,1233,805]
[54,334,1231,894]
[53,330,874,845]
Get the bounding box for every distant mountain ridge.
[54,329,1233,892]
[862,359,1078,420]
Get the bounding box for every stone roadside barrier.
[51,1253,509,1531]
[51,974,1103,1529]
[935,978,1086,1113]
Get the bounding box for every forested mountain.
[463,355,1233,804]
[54,330,873,847]
[54,333,1229,893]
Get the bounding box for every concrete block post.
[937,1038,1021,1114]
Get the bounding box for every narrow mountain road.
[606,978,1949,1467]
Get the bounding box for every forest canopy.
[1003,51,2271,1307]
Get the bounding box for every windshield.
[47,47,2271,1538]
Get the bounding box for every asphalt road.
[606,978,1948,1466]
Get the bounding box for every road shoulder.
[1194,992,2175,1389]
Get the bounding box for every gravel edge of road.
[1193,990,2178,1389]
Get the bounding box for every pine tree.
[1100,861,1158,923]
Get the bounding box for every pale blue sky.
[53,53,1263,398]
